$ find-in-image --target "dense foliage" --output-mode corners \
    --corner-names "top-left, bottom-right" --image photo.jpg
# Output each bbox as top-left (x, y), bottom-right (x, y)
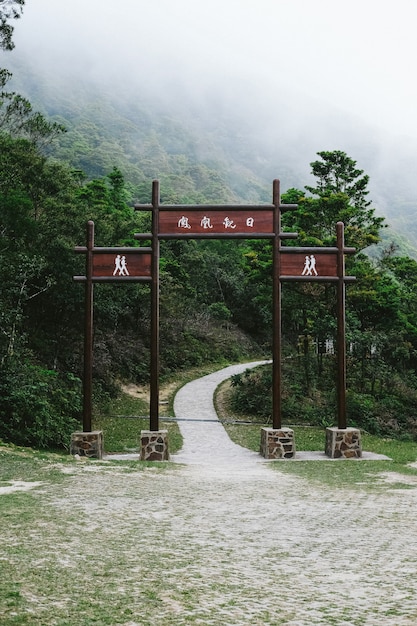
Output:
top-left (0, 64), bottom-right (259, 447)
top-left (230, 153), bottom-right (417, 439)
top-left (2, 7), bottom-right (417, 446)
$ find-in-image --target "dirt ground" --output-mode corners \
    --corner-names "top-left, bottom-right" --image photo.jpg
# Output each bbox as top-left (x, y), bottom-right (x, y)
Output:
top-left (31, 456), bottom-right (417, 626)
top-left (2, 363), bottom-right (417, 625)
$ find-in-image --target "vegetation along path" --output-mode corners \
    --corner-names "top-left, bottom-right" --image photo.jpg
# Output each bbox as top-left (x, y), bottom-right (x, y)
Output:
top-left (2, 364), bottom-right (417, 625)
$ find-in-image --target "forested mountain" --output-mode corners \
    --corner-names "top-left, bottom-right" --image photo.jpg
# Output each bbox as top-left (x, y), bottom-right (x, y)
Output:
top-left (5, 50), bottom-right (417, 258)
top-left (2, 10), bottom-right (417, 449)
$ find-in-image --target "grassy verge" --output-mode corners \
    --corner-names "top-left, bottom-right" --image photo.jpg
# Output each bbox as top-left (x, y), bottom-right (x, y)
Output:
top-left (93, 415), bottom-right (183, 454)
top-left (92, 385), bottom-right (181, 454)
top-left (215, 379), bottom-right (417, 485)
top-left (0, 444), bottom-right (74, 484)
top-left (93, 360), bottom-right (267, 455)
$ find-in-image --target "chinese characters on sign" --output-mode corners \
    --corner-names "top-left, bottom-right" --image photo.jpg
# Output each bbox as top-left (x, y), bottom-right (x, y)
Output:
top-left (159, 210), bottom-right (273, 235)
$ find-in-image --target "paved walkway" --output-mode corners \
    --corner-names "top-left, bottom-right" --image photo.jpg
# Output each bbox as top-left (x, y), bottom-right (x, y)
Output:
top-left (170, 361), bottom-right (389, 465)
top-left (171, 361), bottom-right (270, 467)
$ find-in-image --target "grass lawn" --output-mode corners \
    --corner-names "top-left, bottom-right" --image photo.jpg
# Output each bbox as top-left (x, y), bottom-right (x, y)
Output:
top-left (215, 378), bottom-right (417, 486)
top-left (92, 386), bottom-right (183, 454)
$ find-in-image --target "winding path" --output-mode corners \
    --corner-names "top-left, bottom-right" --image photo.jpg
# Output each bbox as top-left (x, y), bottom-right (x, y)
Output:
top-left (171, 360), bottom-right (270, 467)
top-left (170, 360), bottom-right (389, 466)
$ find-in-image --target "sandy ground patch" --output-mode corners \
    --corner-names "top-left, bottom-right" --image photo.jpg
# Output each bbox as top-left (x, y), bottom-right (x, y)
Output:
top-left (0, 480), bottom-right (43, 495)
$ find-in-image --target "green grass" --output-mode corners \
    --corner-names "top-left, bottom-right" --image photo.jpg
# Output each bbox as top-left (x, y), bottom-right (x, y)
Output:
top-left (98, 390), bottom-right (150, 417)
top-left (93, 387), bottom-right (183, 454)
top-left (223, 421), bottom-right (417, 462)
top-left (93, 415), bottom-right (183, 454)
top-left (217, 378), bottom-right (417, 486)
top-left (0, 444), bottom-right (74, 484)
top-left (223, 421), bottom-right (417, 487)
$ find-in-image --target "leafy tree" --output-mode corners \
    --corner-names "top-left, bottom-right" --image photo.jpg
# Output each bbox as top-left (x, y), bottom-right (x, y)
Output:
top-left (277, 152), bottom-right (387, 389)
top-left (282, 151), bottom-right (386, 249)
top-left (306, 150), bottom-right (371, 206)
top-left (0, 69), bottom-right (66, 144)
top-left (0, 0), bottom-right (24, 50)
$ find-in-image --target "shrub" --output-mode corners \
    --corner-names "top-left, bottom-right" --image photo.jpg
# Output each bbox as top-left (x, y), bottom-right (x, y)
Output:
top-left (346, 392), bottom-right (380, 435)
top-left (0, 360), bottom-right (81, 449)
top-left (230, 367), bottom-right (272, 419)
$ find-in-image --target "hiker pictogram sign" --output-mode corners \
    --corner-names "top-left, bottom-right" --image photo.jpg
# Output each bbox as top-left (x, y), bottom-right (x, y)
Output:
top-left (73, 221), bottom-right (154, 432)
top-left (281, 252), bottom-right (336, 277)
top-left (74, 240), bottom-right (152, 284)
top-left (91, 250), bottom-right (152, 280)
top-left (279, 246), bottom-right (356, 283)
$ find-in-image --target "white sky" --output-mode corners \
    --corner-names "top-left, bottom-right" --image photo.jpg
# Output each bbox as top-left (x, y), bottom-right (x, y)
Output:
top-left (8, 0), bottom-right (417, 140)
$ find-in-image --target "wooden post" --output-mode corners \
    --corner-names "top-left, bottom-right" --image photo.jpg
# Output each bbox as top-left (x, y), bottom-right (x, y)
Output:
top-left (83, 220), bottom-right (94, 432)
top-left (150, 181), bottom-right (160, 432)
top-left (272, 179), bottom-right (282, 429)
top-left (336, 221), bottom-right (347, 429)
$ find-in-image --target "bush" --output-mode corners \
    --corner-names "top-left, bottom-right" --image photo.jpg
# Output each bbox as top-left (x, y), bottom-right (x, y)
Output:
top-left (230, 367), bottom-right (272, 419)
top-left (0, 360), bottom-right (82, 449)
top-left (228, 365), bottom-right (417, 439)
top-left (346, 392), bottom-right (380, 435)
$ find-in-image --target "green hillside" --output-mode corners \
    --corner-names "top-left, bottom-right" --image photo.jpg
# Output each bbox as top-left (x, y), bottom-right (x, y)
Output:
top-left (3, 46), bottom-right (417, 449)
top-left (6, 51), bottom-right (417, 258)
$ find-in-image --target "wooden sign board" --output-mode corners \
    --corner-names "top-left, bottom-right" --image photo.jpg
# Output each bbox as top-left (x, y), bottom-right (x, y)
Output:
top-left (93, 252), bottom-right (152, 279)
top-left (280, 252), bottom-right (338, 278)
top-left (158, 210), bottom-right (273, 236)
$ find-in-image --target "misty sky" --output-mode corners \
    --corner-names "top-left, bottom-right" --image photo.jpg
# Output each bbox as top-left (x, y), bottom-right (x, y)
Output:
top-left (9, 0), bottom-right (417, 143)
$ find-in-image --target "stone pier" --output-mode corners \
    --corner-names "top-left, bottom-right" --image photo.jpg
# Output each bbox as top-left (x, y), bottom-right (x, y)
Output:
top-left (70, 431), bottom-right (103, 459)
top-left (260, 427), bottom-right (296, 459)
top-left (325, 427), bottom-right (362, 458)
top-left (140, 430), bottom-right (169, 461)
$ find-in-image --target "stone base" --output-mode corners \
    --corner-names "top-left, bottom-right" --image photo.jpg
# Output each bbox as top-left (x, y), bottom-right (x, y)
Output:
top-left (70, 431), bottom-right (103, 459)
top-left (260, 427), bottom-right (296, 459)
top-left (325, 427), bottom-right (362, 458)
top-left (140, 430), bottom-right (169, 461)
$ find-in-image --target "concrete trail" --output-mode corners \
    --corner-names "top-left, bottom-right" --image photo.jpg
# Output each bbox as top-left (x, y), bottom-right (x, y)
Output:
top-left (107, 360), bottom-right (389, 464)
top-left (170, 360), bottom-right (270, 467)
top-left (169, 360), bottom-right (390, 466)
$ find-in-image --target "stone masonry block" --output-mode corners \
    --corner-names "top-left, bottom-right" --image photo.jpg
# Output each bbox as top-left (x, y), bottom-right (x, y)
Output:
top-left (140, 430), bottom-right (169, 461)
top-left (70, 431), bottom-right (103, 459)
top-left (325, 427), bottom-right (362, 458)
top-left (260, 427), bottom-right (296, 459)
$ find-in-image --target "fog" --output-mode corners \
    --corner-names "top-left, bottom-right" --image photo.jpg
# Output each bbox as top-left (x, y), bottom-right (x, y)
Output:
top-left (11, 0), bottom-right (417, 136)
top-left (5, 0), bottom-right (417, 224)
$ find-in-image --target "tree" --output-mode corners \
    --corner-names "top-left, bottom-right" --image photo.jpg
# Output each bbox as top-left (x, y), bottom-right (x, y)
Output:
top-left (0, 0), bottom-right (24, 50)
top-left (306, 150), bottom-right (371, 207)
top-left (282, 151), bottom-right (386, 250)
top-left (274, 152), bottom-right (387, 396)
top-left (0, 69), bottom-right (66, 144)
